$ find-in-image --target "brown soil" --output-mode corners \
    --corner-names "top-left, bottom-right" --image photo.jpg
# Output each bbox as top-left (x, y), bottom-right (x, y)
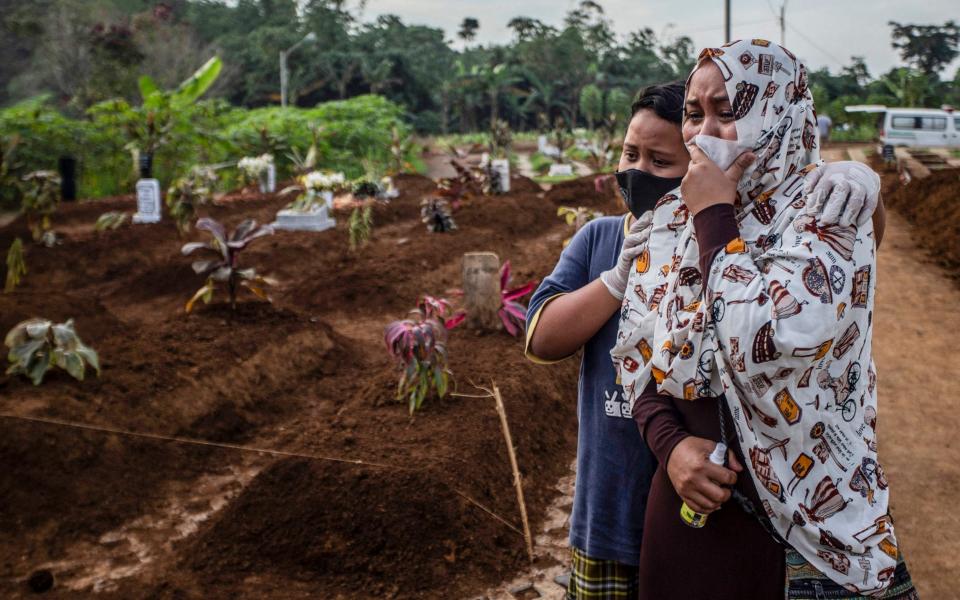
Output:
top-left (881, 167), bottom-right (960, 277)
top-left (0, 175), bottom-right (578, 599)
top-left (544, 174), bottom-right (626, 215)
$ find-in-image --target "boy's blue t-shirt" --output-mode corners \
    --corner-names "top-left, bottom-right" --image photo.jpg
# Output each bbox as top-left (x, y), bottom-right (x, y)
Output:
top-left (525, 215), bottom-right (657, 566)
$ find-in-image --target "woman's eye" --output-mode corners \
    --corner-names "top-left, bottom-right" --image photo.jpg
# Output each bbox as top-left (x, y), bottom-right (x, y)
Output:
top-left (624, 152), bottom-right (638, 162)
top-left (653, 158), bottom-right (669, 167)
top-left (720, 110), bottom-right (735, 120)
top-left (685, 112), bottom-right (703, 121)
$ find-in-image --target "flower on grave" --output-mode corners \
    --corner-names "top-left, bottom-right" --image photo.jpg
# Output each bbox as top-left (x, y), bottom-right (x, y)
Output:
top-left (302, 170), bottom-right (345, 193)
top-left (237, 154), bottom-right (274, 179)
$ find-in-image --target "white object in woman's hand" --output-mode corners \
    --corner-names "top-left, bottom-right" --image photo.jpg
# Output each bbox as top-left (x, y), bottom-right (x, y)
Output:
top-left (681, 144), bottom-right (755, 215)
top-left (803, 161), bottom-right (881, 227)
top-left (599, 211), bottom-right (653, 301)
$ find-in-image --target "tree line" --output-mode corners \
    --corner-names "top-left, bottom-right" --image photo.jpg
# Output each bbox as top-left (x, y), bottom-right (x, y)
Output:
top-left (1, 0), bottom-right (958, 134)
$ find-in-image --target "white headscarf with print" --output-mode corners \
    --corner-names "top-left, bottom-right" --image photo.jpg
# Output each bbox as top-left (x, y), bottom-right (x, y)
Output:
top-left (612, 39), bottom-right (898, 595)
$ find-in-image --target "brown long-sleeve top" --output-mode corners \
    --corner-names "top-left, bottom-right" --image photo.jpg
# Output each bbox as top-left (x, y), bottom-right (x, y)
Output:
top-left (630, 204), bottom-right (785, 599)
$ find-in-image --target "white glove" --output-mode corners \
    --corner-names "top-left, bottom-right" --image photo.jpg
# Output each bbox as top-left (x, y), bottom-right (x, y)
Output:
top-left (803, 161), bottom-right (880, 228)
top-left (600, 212), bottom-right (653, 301)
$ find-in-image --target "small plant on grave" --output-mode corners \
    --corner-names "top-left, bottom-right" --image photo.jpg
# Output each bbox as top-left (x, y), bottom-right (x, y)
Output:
top-left (237, 153), bottom-right (274, 189)
top-left (498, 261), bottom-right (537, 337)
top-left (166, 165), bottom-right (220, 235)
top-left (384, 296), bottom-right (464, 414)
top-left (20, 170), bottom-right (61, 244)
top-left (286, 125), bottom-right (323, 176)
top-left (5, 318), bottom-right (100, 385)
top-left (489, 119), bottom-right (512, 159)
top-left (558, 206), bottom-right (604, 247)
top-left (344, 176), bottom-right (385, 250)
top-left (280, 170), bottom-right (345, 212)
top-left (0, 134), bottom-right (22, 207)
top-left (94, 211), bottom-right (129, 232)
top-left (420, 196), bottom-right (457, 233)
top-left (181, 218), bottom-right (275, 313)
top-left (389, 125), bottom-right (414, 175)
top-left (4, 238), bottom-right (26, 293)
top-left (550, 117), bottom-right (575, 165)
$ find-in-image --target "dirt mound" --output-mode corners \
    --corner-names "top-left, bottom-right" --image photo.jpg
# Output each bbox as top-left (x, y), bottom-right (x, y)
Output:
top-left (883, 168), bottom-right (960, 276)
top-left (0, 172), bottom-right (580, 598)
top-left (181, 460), bottom-right (520, 597)
top-left (544, 174), bottom-right (626, 215)
top-left (509, 174), bottom-right (543, 195)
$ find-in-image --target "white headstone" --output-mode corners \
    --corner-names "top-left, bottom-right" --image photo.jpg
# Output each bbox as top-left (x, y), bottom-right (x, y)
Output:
top-left (260, 163), bottom-right (276, 194)
top-left (491, 158), bottom-right (510, 193)
top-left (132, 179), bottom-right (162, 224)
top-left (272, 190), bottom-right (336, 232)
top-left (548, 163), bottom-right (574, 178)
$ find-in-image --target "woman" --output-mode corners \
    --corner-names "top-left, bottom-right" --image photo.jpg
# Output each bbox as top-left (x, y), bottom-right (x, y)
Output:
top-left (612, 39), bottom-right (917, 598)
top-left (527, 80), bottom-right (885, 598)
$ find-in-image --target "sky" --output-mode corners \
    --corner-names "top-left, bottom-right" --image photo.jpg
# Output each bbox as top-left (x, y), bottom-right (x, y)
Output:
top-left (360, 0), bottom-right (960, 78)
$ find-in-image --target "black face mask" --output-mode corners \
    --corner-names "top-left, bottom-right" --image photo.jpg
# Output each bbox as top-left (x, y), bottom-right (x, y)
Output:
top-left (615, 169), bottom-right (683, 218)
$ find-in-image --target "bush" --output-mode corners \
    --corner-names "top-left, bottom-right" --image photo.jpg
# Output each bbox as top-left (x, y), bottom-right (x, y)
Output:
top-left (0, 94), bottom-right (418, 204)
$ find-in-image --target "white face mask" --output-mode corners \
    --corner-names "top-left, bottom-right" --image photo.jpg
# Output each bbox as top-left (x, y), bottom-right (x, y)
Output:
top-left (691, 134), bottom-right (752, 171)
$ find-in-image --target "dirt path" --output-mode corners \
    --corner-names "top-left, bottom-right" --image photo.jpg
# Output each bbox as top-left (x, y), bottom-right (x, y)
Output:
top-left (871, 211), bottom-right (960, 600)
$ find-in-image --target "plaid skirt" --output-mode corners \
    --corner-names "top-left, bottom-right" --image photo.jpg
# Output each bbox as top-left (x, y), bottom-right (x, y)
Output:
top-left (566, 547), bottom-right (639, 599)
top-left (785, 548), bottom-right (920, 599)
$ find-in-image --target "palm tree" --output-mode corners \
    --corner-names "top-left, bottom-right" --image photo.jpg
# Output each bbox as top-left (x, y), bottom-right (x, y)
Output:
top-left (521, 69), bottom-right (572, 127)
top-left (458, 18), bottom-right (479, 44)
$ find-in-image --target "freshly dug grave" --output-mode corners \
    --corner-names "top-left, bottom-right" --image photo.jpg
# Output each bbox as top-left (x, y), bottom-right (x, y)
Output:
top-left (881, 167), bottom-right (960, 277)
top-left (0, 174), bottom-right (579, 599)
top-left (545, 174), bottom-right (626, 215)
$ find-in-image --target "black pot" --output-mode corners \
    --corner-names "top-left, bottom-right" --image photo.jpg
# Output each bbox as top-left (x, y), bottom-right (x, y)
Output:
top-left (138, 152), bottom-right (153, 179)
top-left (58, 155), bottom-right (77, 201)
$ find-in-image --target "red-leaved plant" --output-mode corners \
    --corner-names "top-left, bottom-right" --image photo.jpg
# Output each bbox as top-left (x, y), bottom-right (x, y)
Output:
top-left (499, 261), bottom-right (537, 337)
top-left (384, 295), bottom-right (464, 414)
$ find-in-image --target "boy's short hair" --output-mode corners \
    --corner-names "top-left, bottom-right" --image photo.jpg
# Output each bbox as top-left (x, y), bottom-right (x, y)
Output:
top-left (631, 81), bottom-right (685, 125)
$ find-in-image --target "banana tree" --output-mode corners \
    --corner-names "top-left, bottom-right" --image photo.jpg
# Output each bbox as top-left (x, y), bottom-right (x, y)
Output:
top-left (96, 57), bottom-right (223, 178)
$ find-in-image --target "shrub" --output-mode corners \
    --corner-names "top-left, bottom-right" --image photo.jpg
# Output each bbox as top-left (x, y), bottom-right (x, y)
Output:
top-left (181, 218), bottom-right (275, 312)
top-left (166, 165), bottom-right (220, 235)
top-left (20, 170), bottom-right (61, 244)
top-left (420, 197), bottom-right (456, 232)
top-left (4, 238), bottom-right (26, 292)
top-left (498, 261), bottom-right (537, 337)
top-left (94, 212), bottom-right (129, 232)
top-left (5, 318), bottom-right (100, 385)
top-left (384, 295), bottom-right (464, 414)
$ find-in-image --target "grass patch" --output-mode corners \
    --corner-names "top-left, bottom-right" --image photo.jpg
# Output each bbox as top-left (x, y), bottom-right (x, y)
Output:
top-left (534, 174), bottom-right (579, 185)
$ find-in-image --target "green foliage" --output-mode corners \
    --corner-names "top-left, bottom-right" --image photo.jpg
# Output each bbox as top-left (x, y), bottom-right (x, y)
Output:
top-left (5, 238), bottom-right (26, 293)
top-left (579, 84), bottom-right (604, 130)
top-left (166, 166), bottom-right (220, 235)
top-left (529, 152), bottom-right (554, 175)
top-left (348, 203), bottom-right (374, 251)
top-left (889, 21), bottom-right (960, 77)
top-left (20, 170), bottom-right (61, 243)
top-left (5, 318), bottom-right (100, 386)
top-left (94, 211), bottom-right (129, 232)
top-left (558, 206), bottom-right (603, 247)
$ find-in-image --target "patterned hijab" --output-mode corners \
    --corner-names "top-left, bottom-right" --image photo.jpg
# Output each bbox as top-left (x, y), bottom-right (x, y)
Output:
top-left (612, 39), bottom-right (898, 595)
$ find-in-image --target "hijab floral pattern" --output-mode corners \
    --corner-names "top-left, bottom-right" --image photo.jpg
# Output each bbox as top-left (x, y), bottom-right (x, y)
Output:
top-left (611, 39), bottom-right (898, 595)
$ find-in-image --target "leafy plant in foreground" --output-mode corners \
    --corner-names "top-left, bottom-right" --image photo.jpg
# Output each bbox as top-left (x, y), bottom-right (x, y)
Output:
top-left (498, 261), bottom-right (537, 337)
top-left (20, 170), bottom-right (61, 244)
top-left (166, 165), bottom-right (220, 235)
top-left (420, 197), bottom-right (457, 232)
top-left (5, 318), bottom-right (100, 385)
top-left (384, 296), bottom-right (464, 414)
top-left (181, 218), bottom-right (275, 313)
top-left (5, 238), bottom-right (26, 292)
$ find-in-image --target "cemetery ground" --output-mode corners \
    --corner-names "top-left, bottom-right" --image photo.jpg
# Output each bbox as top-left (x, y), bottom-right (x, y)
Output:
top-left (1, 151), bottom-right (959, 598)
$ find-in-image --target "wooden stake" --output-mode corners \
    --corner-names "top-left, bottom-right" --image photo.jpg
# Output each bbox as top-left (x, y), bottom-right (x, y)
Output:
top-left (462, 252), bottom-right (502, 331)
top-left (492, 382), bottom-right (535, 563)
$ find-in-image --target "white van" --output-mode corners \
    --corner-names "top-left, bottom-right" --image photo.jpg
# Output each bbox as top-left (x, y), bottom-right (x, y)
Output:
top-left (845, 105), bottom-right (960, 148)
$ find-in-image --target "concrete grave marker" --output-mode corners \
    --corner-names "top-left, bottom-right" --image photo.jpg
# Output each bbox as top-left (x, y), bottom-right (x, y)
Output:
top-left (273, 190), bottom-right (336, 232)
top-left (132, 179), bottom-right (162, 224)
